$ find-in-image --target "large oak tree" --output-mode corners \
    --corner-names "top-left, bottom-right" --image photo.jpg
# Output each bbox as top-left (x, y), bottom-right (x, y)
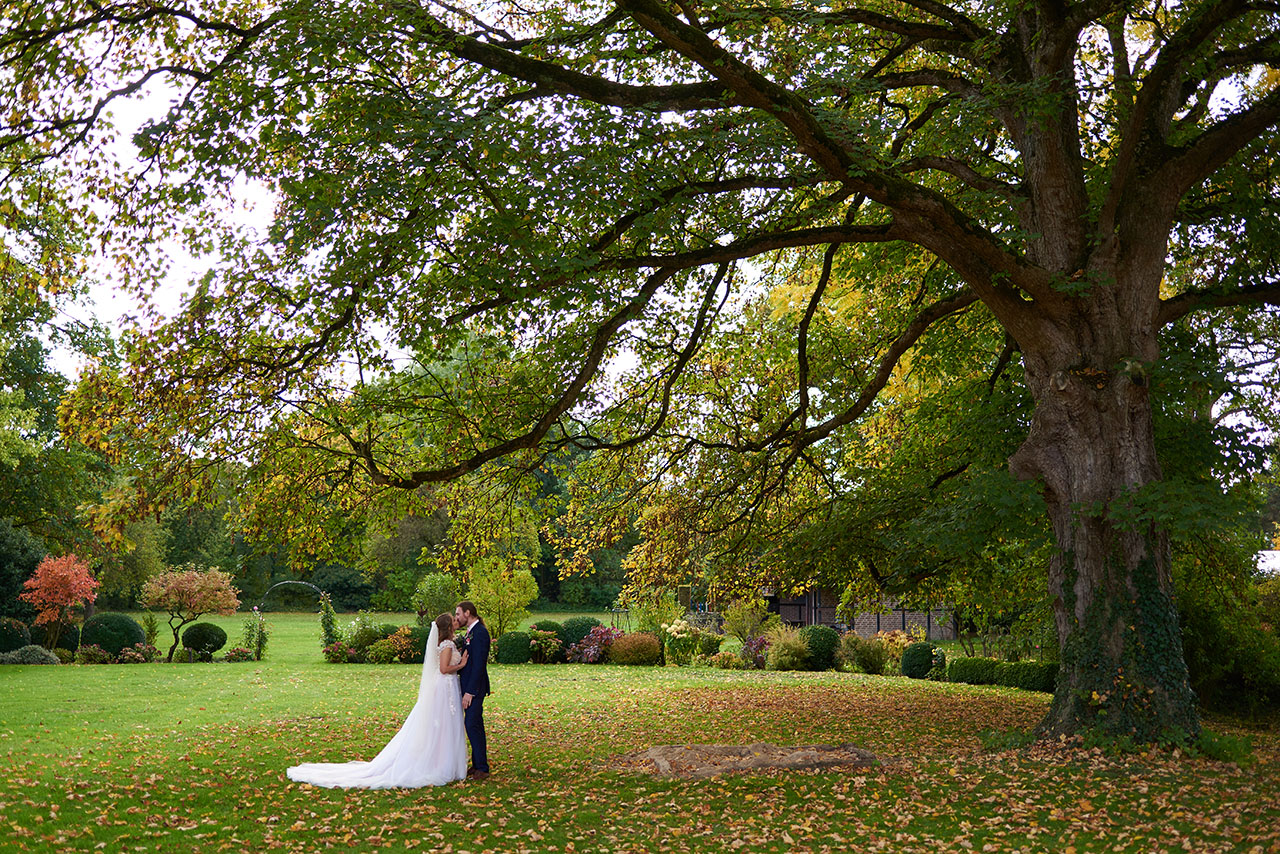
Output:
top-left (5, 0), bottom-right (1280, 740)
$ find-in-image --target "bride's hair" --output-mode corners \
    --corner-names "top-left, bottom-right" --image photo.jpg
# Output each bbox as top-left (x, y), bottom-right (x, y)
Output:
top-left (434, 613), bottom-right (454, 640)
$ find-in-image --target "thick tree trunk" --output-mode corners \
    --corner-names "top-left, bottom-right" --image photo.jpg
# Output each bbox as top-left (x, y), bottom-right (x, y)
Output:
top-left (1010, 305), bottom-right (1199, 743)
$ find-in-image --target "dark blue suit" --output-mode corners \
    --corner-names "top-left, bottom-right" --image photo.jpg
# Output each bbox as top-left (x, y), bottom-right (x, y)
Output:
top-left (458, 620), bottom-right (491, 773)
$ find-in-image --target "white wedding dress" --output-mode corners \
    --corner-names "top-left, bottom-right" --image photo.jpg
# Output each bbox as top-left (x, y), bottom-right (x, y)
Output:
top-left (287, 623), bottom-right (468, 788)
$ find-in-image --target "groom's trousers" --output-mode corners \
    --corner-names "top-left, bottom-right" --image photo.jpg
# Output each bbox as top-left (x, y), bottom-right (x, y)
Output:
top-left (465, 696), bottom-right (488, 773)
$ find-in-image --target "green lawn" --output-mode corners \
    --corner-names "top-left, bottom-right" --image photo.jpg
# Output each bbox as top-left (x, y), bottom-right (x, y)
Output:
top-left (1, 612), bottom-right (1277, 853)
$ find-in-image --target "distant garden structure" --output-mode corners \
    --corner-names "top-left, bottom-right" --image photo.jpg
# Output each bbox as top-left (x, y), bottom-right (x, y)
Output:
top-left (769, 588), bottom-right (956, 641)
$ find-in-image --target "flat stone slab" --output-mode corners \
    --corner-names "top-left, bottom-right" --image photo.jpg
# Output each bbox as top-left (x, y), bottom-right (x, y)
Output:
top-left (621, 742), bottom-right (880, 779)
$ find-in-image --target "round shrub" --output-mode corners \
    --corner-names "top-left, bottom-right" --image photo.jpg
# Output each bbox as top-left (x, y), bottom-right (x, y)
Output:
top-left (609, 632), bottom-right (661, 665)
top-left (0, 644), bottom-right (61, 665)
top-left (901, 641), bottom-right (937, 679)
top-left (559, 616), bottom-right (602, 649)
top-left (530, 619), bottom-right (563, 635)
top-left (799, 625), bottom-right (840, 671)
top-left (342, 616), bottom-right (398, 654)
top-left (81, 612), bottom-right (146, 657)
top-left (365, 638), bottom-right (399, 664)
top-left (494, 631), bottom-right (533, 664)
top-left (182, 622), bottom-right (228, 655)
top-left (0, 616), bottom-right (30, 653)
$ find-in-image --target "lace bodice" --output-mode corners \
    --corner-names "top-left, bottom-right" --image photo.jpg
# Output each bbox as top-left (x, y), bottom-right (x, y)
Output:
top-left (440, 639), bottom-right (461, 669)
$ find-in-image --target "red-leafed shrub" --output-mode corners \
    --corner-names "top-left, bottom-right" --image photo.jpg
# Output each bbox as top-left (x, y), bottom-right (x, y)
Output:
top-left (567, 625), bottom-right (623, 663)
top-left (19, 555), bottom-right (98, 650)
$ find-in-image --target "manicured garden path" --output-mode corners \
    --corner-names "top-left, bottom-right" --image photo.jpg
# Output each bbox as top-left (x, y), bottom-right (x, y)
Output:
top-left (1, 612), bottom-right (1276, 852)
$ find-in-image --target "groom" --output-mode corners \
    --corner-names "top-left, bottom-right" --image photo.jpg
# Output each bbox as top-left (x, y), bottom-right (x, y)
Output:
top-left (454, 601), bottom-right (491, 780)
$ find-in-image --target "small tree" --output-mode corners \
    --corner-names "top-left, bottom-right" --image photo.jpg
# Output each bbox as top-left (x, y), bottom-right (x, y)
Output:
top-left (465, 557), bottom-right (538, 640)
top-left (139, 565), bottom-right (240, 662)
top-left (19, 554), bottom-right (98, 650)
top-left (721, 597), bottom-right (780, 644)
top-left (412, 572), bottom-right (462, 626)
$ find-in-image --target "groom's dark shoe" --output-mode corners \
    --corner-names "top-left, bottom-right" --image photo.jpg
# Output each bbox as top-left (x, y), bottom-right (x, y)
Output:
top-left (467, 770), bottom-right (490, 780)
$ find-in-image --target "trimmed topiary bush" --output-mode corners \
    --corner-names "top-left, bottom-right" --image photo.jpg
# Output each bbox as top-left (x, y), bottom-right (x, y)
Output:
top-left (609, 632), bottom-right (661, 665)
top-left (947, 655), bottom-right (1001, 686)
top-left (81, 612), bottom-right (146, 657)
top-left (901, 641), bottom-right (937, 679)
top-left (559, 616), bottom-right (602, 649)
top-left (494, 631), bottom-right (533, 664)
top-left (994, 660), bottom-right (1058, 693)
top-left (799, 624), bottom-right (840, 671)
top-left (182, 622), bottom-right (228, 655)
top-left (0, 616), bottom-right (30, 653)
top-left (0, 643), bottom-right (61, 665)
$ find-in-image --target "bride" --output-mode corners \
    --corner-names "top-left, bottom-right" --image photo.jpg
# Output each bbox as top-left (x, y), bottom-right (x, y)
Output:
top-left (287, 613), bottom-right (469, 788)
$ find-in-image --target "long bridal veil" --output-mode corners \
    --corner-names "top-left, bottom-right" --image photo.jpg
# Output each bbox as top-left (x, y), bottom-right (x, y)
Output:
top-left (287, 621), bottom-right (468, 788)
